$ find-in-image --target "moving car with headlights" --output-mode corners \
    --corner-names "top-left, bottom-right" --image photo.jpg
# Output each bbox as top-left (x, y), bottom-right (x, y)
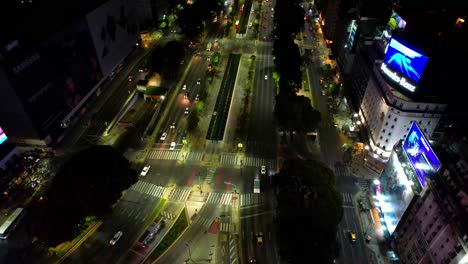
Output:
top-left (256, 232), bottom-right (263, 247)
top-left (160, 132), bottom-right (167, 141)
top-left (349, 231), bottom-right (357, 243)
top-left (109, 231), bottom-right (123, 245)
top-left (260, 165), bottom-right (266, 174)
top-left (140, 165), bottom-right (151, 177)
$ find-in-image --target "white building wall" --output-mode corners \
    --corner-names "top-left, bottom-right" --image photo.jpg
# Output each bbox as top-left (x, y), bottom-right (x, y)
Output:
top-left (360, 64), bottom-right (447, 159)
top-left (85, 0), bottom-right (140, 77)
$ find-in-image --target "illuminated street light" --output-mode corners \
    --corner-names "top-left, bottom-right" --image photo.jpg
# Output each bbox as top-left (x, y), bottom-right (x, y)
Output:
top-left (364, 145), bottom-right (370, 150)
top-left (353, 113), bottom-right (358, 118)
top-left (373, 179), bottom-right (380, 185)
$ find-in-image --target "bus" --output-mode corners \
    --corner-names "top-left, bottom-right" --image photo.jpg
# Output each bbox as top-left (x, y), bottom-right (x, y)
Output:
top-left (254, 176), bottom-right (260, 194)
top-left (0, 208), bottom-right (26, 239)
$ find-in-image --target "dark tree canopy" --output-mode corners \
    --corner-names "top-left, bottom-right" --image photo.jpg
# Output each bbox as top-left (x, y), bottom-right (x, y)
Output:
top-left (177, 0), bottom-right (223, 39)
top-left (26, 145), bottom-right (137, 247)
top-left (274, 159), bottom-right (343, 263)
top-left (274, 95), bottom-right (321, 132)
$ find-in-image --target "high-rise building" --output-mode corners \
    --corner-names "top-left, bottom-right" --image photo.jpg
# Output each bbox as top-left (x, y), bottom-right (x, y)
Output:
top-left (0, 0), bottom-right (140, 145)
top-left (391, 128), bottom-right (468, 264)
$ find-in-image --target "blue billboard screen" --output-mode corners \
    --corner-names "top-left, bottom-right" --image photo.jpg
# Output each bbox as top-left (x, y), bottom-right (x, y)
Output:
top-left (402, 122), bottom-right (441, 188)
top-left (384, 38), bottom-right (429, 83)
top-left (0, 127), bottom-right (7, 145)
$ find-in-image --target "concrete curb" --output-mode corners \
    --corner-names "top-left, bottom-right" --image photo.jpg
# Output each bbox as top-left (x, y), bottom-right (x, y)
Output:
top-left (55, 221), bottom-right (103, 264)
top-left (146, 207), bottom-right (188, 264)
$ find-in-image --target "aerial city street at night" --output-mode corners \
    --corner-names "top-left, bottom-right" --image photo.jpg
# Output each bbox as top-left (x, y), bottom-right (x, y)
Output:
top-left (0, 0), bottom-right (467, 263)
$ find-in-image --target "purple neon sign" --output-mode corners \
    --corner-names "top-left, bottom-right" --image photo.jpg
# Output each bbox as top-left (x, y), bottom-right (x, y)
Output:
top-left (402, 122), bottom-right (441, 188)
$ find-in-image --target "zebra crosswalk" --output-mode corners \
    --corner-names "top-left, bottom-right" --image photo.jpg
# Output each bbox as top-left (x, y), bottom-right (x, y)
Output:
top-left (229, 235), bottom-right (238, 263)
top-left (185, 151), bottom-right (203, 162)
top-left (147, 149), bottom-right (181, 160)
top-left (356, 178), bottom-right (369, 191)
top-left (240, 193), bottom-right (263, 207)
top-left (196, 216), bottom-right (213, 229)
top-left (334, 163), bottom-right (350, 177)
top-left (130, 181), bottom-right (166, 198)
top-left (168, 188), bottom-right (192, 201)
top-left (220, 153), bottom-right (238, 166)
top-left (206, 192), bottom-right (233, 205)
top-left (243, 156), bottom-right (276, 168)
top-left (342, 192), bottom-right (354, 204)
top-left (220, 222), bottom-right (232, 232)
top-left (219, 153), bottom-right (276, 169)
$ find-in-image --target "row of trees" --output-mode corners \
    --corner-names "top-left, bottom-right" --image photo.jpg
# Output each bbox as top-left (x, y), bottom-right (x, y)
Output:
top-left (274, 159), bottom-right (343, 263)
top-left (177, 0), bottom-right (224, 39)
top-left (272, 0), bottom-right (321, 134)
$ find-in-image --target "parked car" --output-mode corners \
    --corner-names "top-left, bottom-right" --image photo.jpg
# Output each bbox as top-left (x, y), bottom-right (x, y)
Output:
top-left (170, 142), bottom-right (176, 150)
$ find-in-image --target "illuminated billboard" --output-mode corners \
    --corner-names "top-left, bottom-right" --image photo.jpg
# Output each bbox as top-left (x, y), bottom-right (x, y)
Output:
top-left (0, 127), bottom-right (7, 145)
top-left (384, 38), bottom-right (429, 83)
top-left (402, 122), bottom-right (441, 188)
top-left (387, 11), bottom-right (407, 32)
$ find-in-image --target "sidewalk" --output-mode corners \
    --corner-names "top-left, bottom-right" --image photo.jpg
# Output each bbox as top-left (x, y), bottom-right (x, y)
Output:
top-left (355, 192), bottom-right (390, 264)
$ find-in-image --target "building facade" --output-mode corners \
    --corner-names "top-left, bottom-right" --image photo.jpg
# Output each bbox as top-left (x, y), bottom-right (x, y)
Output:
top-left (0, 0), bottom-right (140, 146)
top-left (392, 135), bottom-right (468, 264)
top-left (359, 63), bottom-right (446, 160)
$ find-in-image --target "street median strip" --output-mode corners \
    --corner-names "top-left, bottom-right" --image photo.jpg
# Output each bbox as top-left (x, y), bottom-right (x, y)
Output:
top-left (144, 207), bottom-right (189, 263)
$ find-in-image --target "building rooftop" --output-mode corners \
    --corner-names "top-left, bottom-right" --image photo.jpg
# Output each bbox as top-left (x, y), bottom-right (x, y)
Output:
top-left (0, 0), bottom-right (108, 46)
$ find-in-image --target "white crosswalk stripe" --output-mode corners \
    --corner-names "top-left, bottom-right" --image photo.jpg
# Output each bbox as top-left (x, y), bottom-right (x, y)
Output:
top-left (168, 188), bottom-right (192, 201)
top-left (186, 151), bottom-right (203, 162)
top-left (130, 181), bottom-right (166, 198)
top-left (342, 192), bottom-right (354, 203)
top-left (147, 149), bottom-right (181, 160)
top-left (220, 153), bottom-right (238, 166)
top-left (230, 236), bottom-right (238, 263)
top-left (334, 164), bottom-right (350, 177)
top-left (196, 217), bottom-right (212, 228)
top-left (243, 156), bottom-right (276, 168)
top-left (356, 178), bottom-right (369, 190)
top-left (220, 223), bottom-right (231, 232)
top-left (206, 192), bottom-right (232, 205)
top-left (204, 167), bottom-right (216, 184)
top-left (240, 193), bottom-right (263, 207)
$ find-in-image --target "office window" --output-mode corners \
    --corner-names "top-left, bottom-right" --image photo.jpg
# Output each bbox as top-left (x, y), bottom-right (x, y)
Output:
top-left (383, 129), bottom-right (386, 133)
top-left (388, 132), bottom-right (392, 136)
top-left (394, 118), bottom-right (398, 122)
top-left (391, 125), bottom-right (394, 129)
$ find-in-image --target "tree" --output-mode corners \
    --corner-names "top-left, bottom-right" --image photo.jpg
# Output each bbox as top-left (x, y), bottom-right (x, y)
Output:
top-left (187, 107), bottom-right (200, 132)
top-left (26, 145), bottom-right (137, 247)
top-left (274, 159), bottom-right (343, 263)
top-left (274, 95), bottom-right (321, 133)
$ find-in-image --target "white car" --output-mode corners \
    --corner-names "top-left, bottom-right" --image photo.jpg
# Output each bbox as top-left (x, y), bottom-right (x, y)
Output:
top-left (109, 231), bottom-right (123, 245)
top-left (264, 74), bottom-right (268, 80)
top-left (182, 84), bottom-right (187, 90)
top-left (184, 107), bottom-right (189, 115)
top-left (160, 132), bottom-right (168, 141)
top-left (260, 166), bottom-right (266, 174)
top-left (140, 165), bottom-right (151, 177)
top-left (197, 79), bottom-right (201, 85)
top-left (170, 142), bottom-right (176, 150)
top-left (170, 122), bottom-right (176, 129)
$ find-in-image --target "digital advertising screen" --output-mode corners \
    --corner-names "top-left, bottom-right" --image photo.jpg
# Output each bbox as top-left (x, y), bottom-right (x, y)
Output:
top-left (387, 11), bottom-right (407, 32)
top-left (402, 122), bottom-right (441, 188)
top-left (384, 38), bottom-right (429, 83)
top-left (0, 127), bottom-right (8, 145)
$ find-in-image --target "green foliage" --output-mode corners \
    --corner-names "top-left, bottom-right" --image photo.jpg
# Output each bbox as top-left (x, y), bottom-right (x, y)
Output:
top-left (147, 208), bottom-right (189, 262)
top-left (187, 106), bottom-right (201, 132)
top-left (274, 95), bottom-right (321, 132)
top-left (26, 145), bottom-right (137, 247)
top-left (144, 86), bottom-right (168, 96)
top-left (275, 159), bottom-right (343, 263)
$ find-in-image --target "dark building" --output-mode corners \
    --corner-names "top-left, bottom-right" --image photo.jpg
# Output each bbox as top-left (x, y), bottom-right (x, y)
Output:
top-left (0, 0), bottom-right (141, 145)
